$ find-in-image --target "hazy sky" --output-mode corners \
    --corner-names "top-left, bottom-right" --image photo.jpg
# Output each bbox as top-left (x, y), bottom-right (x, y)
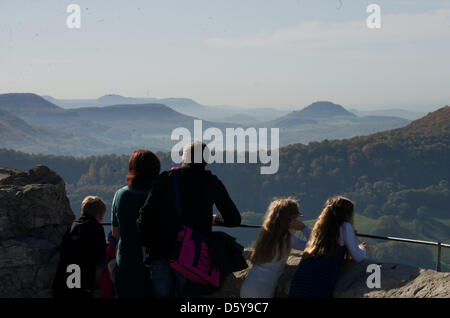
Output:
top-left (1, 0), bottom-right (449, 111)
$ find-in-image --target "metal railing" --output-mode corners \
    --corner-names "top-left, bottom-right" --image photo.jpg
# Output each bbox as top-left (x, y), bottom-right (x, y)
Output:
top-left (356, 233), bottom-right (450, 272)
top-left (101, 223), bottom-right (450, 272)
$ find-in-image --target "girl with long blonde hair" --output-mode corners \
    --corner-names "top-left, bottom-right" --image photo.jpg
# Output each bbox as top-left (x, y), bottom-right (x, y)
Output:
top-left (240, 198), bottom-right (312, 298)
top-left (288, 196), bottom-right (369, 298)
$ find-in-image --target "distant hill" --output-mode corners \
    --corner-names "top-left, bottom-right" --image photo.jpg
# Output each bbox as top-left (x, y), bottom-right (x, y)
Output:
top-left (43, 94), bottom-right (228, 119)
top-left (3, 93), bottom-right (413, 153)
top-left (265, 101), bottom-right (409, 145)
top-left (0, 94), bottom-right (179, 154)
top-left (0, 108), bottom-right (112, 155)
top-left (96, 94), bottom-right (158, 106)
top-left (42, 94), bottom-right (158, 108)
top-left (272, 101), bottom-right (358, 125)
top-left (293, 101), bottom-right (356, 118)
top-left (0, 93), bottom-right (62, 118)
top-left (43, 94), bottom-right (291, 123)
top-left (0, 93), bottom-right (108, 134)
top-left (0, 109), bottom-right (42, 145)
top-left (0, 109), bottom-right (37, 133)
top-left (69, 102), bottom-right (236, 134)
top-left (71, 103), bottom-right (194, 123)
top-left (1, 93), bottom-right (233, 153)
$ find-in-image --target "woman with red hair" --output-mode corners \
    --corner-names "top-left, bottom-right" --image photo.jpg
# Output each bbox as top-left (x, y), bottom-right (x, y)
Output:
top-left (111, 149), bottom-right (161, 298)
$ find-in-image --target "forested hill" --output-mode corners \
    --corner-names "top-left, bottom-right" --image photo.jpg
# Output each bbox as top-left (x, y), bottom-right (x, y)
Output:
top-left (213, 106), bottom-right (450, 216)
top-left (0, 106), bottom-right (449, 270)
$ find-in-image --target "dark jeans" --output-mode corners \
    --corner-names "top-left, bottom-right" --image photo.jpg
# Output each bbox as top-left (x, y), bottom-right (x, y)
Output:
top-left (149, 259), bottom-right (186, 298)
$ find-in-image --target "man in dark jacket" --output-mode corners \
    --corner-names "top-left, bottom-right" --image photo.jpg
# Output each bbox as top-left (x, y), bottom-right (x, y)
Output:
top-left (137, 141), bottom-right (241, 297)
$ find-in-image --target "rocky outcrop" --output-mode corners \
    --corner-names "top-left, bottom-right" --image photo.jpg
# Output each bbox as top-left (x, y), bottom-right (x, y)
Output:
top-left (334, 260), bottom-right (450, 298)
top-left (0, 165), bottom-right (74, 297)
top-left (210, 249), bottom-right (450, 298)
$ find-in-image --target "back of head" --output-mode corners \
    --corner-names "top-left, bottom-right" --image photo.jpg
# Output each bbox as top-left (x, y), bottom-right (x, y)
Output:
top-left (303, 196), bottom-right (354, 259)
top-left (81, 196), bottom-right (106, 219)
top-left (182, 141), bottom-right (210, 167)
top-left (126, 149), bottom-right (161, 188)
top-left (250, 198), bottom-right (300, 265)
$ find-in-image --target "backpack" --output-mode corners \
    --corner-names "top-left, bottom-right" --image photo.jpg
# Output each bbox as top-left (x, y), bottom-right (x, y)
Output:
top-left (169, 168), bottom-right (220, 287)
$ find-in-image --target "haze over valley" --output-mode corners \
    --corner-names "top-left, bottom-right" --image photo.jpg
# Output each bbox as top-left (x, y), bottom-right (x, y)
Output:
top-left (0, 93), bottom-right (416, 156)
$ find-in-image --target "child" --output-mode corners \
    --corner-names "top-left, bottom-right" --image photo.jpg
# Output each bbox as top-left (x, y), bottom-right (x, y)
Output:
top-left (240, 198), bottom-right (311, 298)
top-left (53, 196), bottom-right (107, 298)
top-left (288, 196), bottom-right (369, 298)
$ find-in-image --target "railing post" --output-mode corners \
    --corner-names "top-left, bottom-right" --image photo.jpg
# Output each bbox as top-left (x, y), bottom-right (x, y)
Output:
top-left (436, 242), bottom-right (442, 272)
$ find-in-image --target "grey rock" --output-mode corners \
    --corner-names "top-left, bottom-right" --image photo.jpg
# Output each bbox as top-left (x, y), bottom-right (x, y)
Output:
top-left (35, 253), bottom-right (60, 290)
top-left (0, 165), bottom-right (75, 297)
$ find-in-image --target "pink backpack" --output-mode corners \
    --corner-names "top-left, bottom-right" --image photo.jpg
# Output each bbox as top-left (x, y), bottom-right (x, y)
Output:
top-left (169, 168), bottom-right (220, 287)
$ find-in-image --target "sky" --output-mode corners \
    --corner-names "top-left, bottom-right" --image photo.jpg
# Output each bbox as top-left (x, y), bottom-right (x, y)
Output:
top-left (0, 0), bottom-right (449, 112)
